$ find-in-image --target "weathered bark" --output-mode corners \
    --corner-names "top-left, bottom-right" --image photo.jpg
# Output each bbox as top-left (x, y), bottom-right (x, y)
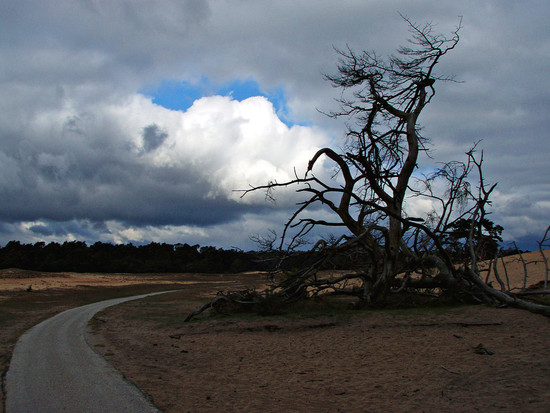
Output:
top-left (492, 255), bottom-right (506, 292)
top-left (500, 255), bottom-right (511, 291)
top-left (538, 225), bottom-right (550, 289)
top-left (514, 242), bottom-right (530, 290)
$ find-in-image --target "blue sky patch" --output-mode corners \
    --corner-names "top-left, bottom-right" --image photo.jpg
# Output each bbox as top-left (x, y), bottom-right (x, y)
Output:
top-left (141, 77), bottom-right (297, 127)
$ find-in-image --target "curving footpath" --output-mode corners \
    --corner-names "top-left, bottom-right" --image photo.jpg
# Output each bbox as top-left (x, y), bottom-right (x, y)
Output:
top-left (6, 291), bottom-right (176, 413)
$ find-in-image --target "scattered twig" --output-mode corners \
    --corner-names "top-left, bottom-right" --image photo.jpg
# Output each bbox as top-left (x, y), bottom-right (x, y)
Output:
top-left (441, 365), bottom-right (460, 375)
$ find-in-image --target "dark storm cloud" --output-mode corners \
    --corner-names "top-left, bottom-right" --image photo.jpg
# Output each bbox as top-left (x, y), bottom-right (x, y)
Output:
top-left (0, 138), bottom-right (251, 227)
top-left (141, 124), bottom-right (168, 153)
top-left (0, 100), bottom-right (239, 229)
top-left (0, 0), bottom-right (548, 248)
top-left (30, 222), bottom-right (82, 238)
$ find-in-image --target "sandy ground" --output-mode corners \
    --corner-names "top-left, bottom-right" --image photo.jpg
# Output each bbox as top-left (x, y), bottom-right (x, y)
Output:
top-left (2, 250), bottom-right (549, 412)
top-left (91, 300), bottom-right (550, 412)
top-left (0, 268), bottom-right (233, 293)
top-left (0, 271), bottom-right (247, 413)
top-left (481, 250), bottom-right (549, 291)
top-left (87, 251), bottom-right (550, 413)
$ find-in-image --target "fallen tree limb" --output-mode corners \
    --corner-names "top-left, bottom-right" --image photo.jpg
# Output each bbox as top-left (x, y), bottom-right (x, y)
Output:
top-left (511, 290), bottom-right (550, 296)
top-left (466, 269), bottom-right (550, 317)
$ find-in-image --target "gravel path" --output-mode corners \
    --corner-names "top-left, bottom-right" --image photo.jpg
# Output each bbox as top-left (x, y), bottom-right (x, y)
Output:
top-left (6, 291), bottom-right (175, 413)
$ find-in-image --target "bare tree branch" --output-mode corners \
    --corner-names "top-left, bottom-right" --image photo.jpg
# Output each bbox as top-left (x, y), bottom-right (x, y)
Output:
top-left (186, 15), bottom-right (550, 321)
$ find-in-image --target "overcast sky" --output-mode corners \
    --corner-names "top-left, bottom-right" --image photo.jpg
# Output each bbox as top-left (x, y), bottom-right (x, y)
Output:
top-left (1, 0), bottom-right (549, 250)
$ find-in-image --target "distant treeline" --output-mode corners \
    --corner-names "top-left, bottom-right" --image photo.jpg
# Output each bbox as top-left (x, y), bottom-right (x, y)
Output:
top-left (0, 239), bottom-right (525, 275)
top-left (0, 241), bottom-right (277, 273)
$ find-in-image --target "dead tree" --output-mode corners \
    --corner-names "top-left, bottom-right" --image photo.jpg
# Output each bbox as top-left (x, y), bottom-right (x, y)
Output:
top-left (513, 242), bottom-right (531, 290)
top-left (186, 16), bottom-right (550, 320)
top-left (538, 225), bottom-right (550, 289)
